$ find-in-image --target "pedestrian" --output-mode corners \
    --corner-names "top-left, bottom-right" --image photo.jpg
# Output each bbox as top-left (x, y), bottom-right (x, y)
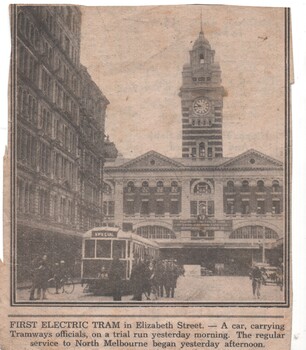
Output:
top-left (143, 260), bottom-right (157, 300)
top-left (54, 260), bottom-right (66, 294)
top-left (36, 255), bottom-right (49, 300)
top-left (154, 260), bottom-right (162, 298)
top-left (130, 258), bottom-right (145, 301)
top-left (149, 260), bottom-right (159, 300)
top-left (250, 266), bottom-right (262, 299)
top-left (108, 257), bottom-right (124, 301)
top-left (164, 260), bottom-right (179, 298)
top-left (53, 262), bottom-right (60, 294)
top-left (29, 255), bottom-right (41, 300)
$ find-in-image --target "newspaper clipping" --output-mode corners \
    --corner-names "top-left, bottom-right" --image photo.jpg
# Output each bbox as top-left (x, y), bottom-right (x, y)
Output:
top-left (0, 4), bottom-right (291, 350)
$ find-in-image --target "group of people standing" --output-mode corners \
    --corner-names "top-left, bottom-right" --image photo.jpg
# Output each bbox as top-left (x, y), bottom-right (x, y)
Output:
top-left (29, 255), bottom-right (67, 300)
top-left (29, 254), bottom-right (49, 300)
top-left (107, 257), bottom-right (184, 301)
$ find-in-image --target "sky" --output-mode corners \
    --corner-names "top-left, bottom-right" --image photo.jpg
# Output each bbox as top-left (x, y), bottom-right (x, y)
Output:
top-left (80, 5), bottom-right (286, 161)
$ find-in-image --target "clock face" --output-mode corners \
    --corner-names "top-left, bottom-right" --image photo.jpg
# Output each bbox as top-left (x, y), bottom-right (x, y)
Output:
top-left (193, 97), bottom-right (211, 115)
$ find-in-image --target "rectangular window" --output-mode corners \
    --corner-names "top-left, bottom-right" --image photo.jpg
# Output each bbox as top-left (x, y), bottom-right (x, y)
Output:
top-left (113, 240), bottom-right (126, 259)
top-left (191, 147), bottom-right (196, 157)
top-left (96, 240), bottom-right (111, 258)
top-left (190, 201), bottom-right (197, 216)
top-left (125, 200), bottom-right (135, 216)
top-left (242, 200), bottom-right (250, 214)
top-left (109, 201), bottom-right (115, 216)
top-left (257, 200), bottom-right (265, 214)
top-left (226, 200), bottom-right (235, 214)
top-left (84, 240), bottom-right (95, 258)
top-left (207, 201), bottom-right (214, 216)
top-left (272, 200), bottom-right (280, 214)
top-left (141, 200), bottom-right (149, 216)
top-left (103, 201), bottom-right (108, 216)
top-left (170, 200), bottom-right (179, 215)
top-left (156, 199), bottom-right (165, 216)
top-left (207, 147), bottom-right (213, 158)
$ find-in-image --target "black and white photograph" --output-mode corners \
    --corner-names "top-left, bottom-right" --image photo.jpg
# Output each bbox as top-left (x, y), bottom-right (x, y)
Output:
top-left (12, 4), bottom-right (290, 305)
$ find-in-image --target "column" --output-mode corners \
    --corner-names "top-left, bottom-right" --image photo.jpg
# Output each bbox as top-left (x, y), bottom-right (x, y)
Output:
top-left (181, 179), bottom-right (190, 219)
top-left (214, 179), bottom-right (224, 218)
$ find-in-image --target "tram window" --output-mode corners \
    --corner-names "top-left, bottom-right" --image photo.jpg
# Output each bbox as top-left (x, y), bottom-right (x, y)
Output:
top-left (96, 240), bottom-right (111, 258)
top-left (113, 240), bottom-right (126, 259)
top-left (84, 240), bottom-right (95, 258)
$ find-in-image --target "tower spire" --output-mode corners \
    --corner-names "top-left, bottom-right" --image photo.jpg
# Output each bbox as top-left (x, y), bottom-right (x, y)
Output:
top-left (200, 9), bottom-right (203, 34)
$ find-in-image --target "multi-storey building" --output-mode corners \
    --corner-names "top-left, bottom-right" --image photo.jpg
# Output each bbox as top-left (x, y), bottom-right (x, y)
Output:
top-left (16, 6), bottom-right (115, 281)
top-left (104, 29), bottom-right (284, 275)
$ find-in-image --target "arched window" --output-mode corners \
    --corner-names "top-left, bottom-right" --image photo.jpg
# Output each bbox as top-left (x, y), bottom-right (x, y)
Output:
top-left (226, 181), bottom-right (235, 193)
top-left (230, 226), bottom-right (279, 240)
top-left (171, 181), bottom-right (178, 193)
top-left (103, 183), bottom-right (112, 195)
top-left (257, 180), bottom-right (265, 192)
top-left (156, 181), bottom-right (164, 193)
top-left (272, 180), bottom-right (280, 193)
top-left (199, 53), bottom-right (204, 64)
top-left (241, 180), bottom-right (249, 193)
top-left (127, 181), bottom-right (135, 193)
top-left (141, 181), bottom-right (149, 193)
top-left (199, 142), bottom-right (205, 158)
top-left (194, 182), bottom-right (211, 194)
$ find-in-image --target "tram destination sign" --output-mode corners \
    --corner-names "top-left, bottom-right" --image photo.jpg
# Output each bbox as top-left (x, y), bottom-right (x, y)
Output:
top-left (173, 219), bottom-right (233, 232)
top-left (92, 230), bottom-right (118, 238)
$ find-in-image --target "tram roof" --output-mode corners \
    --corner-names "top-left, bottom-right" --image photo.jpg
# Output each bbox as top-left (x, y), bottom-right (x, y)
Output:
top-left (83, 227), bottom-right (159, 248)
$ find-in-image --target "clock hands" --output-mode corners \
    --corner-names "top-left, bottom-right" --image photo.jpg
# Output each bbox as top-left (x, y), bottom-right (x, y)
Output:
top-left (193, 97), bottom-right (211, 115)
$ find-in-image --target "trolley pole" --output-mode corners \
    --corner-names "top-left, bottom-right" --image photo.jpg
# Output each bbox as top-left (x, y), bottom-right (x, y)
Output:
top-left (262, 226), bottom-right (266, 263)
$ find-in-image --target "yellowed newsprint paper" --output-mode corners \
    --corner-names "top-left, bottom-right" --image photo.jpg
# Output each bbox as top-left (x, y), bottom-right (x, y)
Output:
top-left (0, 4), bottom-right (292, 350)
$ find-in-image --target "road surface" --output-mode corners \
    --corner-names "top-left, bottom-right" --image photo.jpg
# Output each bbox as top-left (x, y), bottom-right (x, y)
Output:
top-left (17, 275), bottom-right (284, 302)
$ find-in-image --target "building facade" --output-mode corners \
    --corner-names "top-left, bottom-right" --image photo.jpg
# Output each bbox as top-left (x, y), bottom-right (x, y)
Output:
top-left (16, 6), bottom-right (116, 281)
top-left (103, 30), bottom-right (284, 275)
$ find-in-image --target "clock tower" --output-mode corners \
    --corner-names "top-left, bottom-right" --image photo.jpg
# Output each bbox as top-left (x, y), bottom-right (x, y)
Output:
top-left (180, 26), bottom-right (225, 159)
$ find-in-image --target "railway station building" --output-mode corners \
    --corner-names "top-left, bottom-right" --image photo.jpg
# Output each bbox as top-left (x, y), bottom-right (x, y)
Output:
top-left (103, 29), bottom-right (284, 274)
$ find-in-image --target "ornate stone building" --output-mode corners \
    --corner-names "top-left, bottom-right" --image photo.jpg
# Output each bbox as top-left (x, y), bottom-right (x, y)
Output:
top-left (16, 6), bottom-right (116, 280)
top-left (103, 29), bottom-right (284, 274)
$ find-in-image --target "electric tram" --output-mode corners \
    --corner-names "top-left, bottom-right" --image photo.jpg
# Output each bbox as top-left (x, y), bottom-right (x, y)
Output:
top-left (81, 226), bottom-right (159, 295)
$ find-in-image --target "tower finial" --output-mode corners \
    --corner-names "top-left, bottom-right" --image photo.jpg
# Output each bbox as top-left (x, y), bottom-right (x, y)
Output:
top-left (200, 8), bottom-right (203, 34)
